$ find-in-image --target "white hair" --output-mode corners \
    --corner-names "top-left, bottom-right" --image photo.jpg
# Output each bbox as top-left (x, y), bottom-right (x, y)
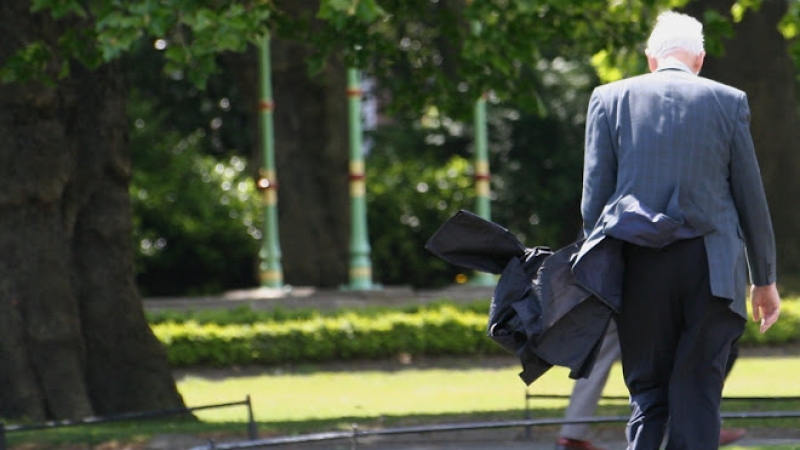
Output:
top-left (646, 11), bottom-right (704, 58)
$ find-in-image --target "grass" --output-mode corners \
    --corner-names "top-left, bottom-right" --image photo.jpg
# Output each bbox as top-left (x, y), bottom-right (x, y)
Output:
top-left (174, 354), bottom-right (800, 423)
top-left (7, 353), bottom-right (800, 449)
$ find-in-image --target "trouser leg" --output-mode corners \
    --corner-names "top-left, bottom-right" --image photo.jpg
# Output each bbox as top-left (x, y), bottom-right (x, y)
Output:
top-left (665, 284), bottom-right (744, 450)
top-left (616, 238), bottom-right (744, 450)
top-left (560, 322), bottom-right (621, 440)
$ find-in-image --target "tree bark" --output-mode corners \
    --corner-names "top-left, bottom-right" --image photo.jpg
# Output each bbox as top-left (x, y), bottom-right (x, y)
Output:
top-left (0, 0), bottom-right (184, 420)
top-left (271, 37), bottom-right (351, 288)
top-left (684, 0), bottom-right (800, 277)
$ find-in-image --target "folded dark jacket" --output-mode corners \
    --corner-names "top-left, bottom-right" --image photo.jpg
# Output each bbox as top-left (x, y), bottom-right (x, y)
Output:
top-left (425, 210), bottom-right (616, 385)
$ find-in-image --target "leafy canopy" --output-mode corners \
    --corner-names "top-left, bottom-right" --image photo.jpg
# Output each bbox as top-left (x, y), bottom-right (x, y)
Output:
top-left (7, 0), bottom-right (790, 113)
top-left (1, 0), bottom-right (651, 111)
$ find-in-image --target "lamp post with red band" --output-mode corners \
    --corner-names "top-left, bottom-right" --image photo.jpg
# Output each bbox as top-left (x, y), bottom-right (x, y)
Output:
top-left (346, 68), bottom-right (375, 290)
top-left (257, 32), bottom-right (283, 288)
top-left (470, 20), bottom-right (496, 287)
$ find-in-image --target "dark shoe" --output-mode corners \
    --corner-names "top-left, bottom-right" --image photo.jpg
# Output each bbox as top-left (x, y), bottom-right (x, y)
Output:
top-left (555, 437), bottom-right (606, 450)
top-left (719, 428), bottom-right (746, 446)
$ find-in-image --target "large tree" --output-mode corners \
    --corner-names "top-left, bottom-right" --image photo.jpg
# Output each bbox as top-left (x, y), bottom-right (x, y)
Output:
top-left (0, 0), bottom-right (183, 419)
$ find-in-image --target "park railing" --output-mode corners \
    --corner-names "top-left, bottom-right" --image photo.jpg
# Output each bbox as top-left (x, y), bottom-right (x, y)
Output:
top-left (523, 392), bottom-right (800, 438)
top-left (186, 393), bottom-right (800, 450)
top-left (0, 396), bottom-right (258, 450)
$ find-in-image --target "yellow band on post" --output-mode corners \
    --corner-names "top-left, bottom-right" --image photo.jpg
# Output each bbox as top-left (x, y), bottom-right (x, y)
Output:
top-left (474, 161), bottom-right (489, 176)
top-left (350, 179), bottom-right (366, 197)
top-left (476, 180), bottom-right (491, 197)
top-left (263, 189), bottom-right (278, 206)
top-left (259, 270), bottom-right (282, 283)
top-left (350, 161), bottom-right (365, 174)
top-left (349, 266), bottom-right (372, 278)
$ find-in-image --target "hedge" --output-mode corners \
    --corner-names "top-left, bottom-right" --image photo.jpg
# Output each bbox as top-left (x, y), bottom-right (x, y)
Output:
top-left (150, 300), bottom-right (800, 368)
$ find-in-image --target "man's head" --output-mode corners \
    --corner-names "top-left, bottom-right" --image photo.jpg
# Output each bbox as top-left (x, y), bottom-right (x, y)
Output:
top-left (645, 11), bottom-right (705, 74)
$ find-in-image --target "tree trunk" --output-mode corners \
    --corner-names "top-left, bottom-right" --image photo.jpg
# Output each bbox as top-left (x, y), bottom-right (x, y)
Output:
top-left (271, 37), bottom-right (351, 288)
top-left (0, 1), bottom-right (184, 420)
top-left (684, 0), bottom-right (800, 277)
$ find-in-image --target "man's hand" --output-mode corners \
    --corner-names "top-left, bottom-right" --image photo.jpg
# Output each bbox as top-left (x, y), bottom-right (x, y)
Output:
top-left (751, 283), bottom-right (781, 333)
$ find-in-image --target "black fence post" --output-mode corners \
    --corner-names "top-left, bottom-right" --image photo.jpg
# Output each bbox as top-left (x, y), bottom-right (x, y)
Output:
top-left (350, 423), bottom-right (359, 450)
top-left (524, 391), bottom-right (532, 439)
top-left (245, 395), bottom-right (258, 440)
top-left (1, 422), bottom-right (6, 450)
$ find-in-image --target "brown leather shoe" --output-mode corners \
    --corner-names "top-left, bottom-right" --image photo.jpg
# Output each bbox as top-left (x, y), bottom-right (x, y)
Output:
top-left (555, 437), bottom-right (606, 450)
top-left (719, 428), bottom-right (746, 446)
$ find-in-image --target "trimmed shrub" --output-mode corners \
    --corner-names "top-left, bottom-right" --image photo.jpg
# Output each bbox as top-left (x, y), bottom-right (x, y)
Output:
top-left (149, 300), bottom-right (800, 368)
top-left (151, 304), bottom-right (504, 367)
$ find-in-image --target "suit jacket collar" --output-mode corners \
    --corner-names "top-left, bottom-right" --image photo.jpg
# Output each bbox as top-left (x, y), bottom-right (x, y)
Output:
top-left (655, 60), bottom-right (695, 75)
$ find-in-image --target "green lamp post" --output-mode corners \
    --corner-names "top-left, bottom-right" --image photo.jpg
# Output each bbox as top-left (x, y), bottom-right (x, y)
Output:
top-left (470, 20), bottom-right (496, 287)
top-left (256, 32), bottom-right (283, 288)
top-left (346, 68), bottom-right (375, 290)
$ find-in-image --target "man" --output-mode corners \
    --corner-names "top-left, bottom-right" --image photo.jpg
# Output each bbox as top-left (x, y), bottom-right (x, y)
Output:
top-left (579, 10), bottom-right (780, 450)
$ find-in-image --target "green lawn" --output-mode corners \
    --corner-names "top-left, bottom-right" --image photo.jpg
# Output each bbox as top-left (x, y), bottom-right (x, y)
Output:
top-left (177, 354), bottom-right (800, 424)
top-left (171, 353), bottom-right (800, 450)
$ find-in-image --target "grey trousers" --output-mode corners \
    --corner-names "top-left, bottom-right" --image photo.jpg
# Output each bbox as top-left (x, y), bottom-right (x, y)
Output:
top-left (559, 321), bottom-right (621, 440)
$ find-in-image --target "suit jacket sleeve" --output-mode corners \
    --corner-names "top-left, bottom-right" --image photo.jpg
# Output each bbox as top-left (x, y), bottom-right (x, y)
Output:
top-left (729, 93), bottom-right (776, 286)
top-left (581, 89), bottom-right (617, 238)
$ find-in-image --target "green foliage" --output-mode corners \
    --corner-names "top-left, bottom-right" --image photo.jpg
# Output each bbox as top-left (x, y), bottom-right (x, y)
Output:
top-left (366, 120), bottom-right (475, 287)
top-left (7, 0), bottom-right (669, 115)
top-left (129, 91), bottom-right (263, 296)
top-left (318, 0), bottom-right (386, 23)
top-left (0, 41), bottom-right (56, 84)
top-left (362, 55), bottom-right (599, 287)
top-left (13, 0), bottom-right (272, 88)
top-left (489, 57), bottom-right (598, 248)
top-left (12, 0), bottom-right (800, 115)
top-left (702, 9), bottom-right (736, 57)
top-left (148, 299), bottom-right (800, 368)
top-left (151, 303), bottom-right (503, 367)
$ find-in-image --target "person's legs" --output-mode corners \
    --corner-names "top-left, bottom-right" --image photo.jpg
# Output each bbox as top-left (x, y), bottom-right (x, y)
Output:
top-left (618, 238), bottom-right (746, 450)
top-left (558, 323), bottom-right (621, 447)
top-left (664, 307), bottom-right (743, 449)
top-left (617, 242), bottom-right (683, 450)
top-left (665, 241), bottom-right (745, 450)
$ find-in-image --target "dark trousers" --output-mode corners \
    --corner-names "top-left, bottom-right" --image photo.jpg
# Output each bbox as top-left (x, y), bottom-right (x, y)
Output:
top-left (616, 238), bottom-right (745, 450)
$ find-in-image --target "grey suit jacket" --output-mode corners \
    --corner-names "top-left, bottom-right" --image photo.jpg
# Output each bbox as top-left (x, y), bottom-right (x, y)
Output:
top-left (577, 62), bottom-right (776, 319)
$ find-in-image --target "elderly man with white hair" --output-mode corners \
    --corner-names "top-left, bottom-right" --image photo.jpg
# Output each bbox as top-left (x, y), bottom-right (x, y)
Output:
top-left (578, 10), bottom-right (781, 450)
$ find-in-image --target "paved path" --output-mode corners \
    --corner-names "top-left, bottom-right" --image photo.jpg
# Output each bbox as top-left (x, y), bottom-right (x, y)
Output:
top-left (143, 284), bottom-right (496, 312)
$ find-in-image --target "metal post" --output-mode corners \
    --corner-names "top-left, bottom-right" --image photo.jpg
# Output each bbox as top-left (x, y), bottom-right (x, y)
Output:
top-left (0, 422), bottom-right (6, 450)
top-left (470, 21), bottom-right (496, 287)
top-left (346, 68), bottom-right (375, 290)
top-left (473, 92), bottom-right (491, 221)
top-left (257, 32), bottom-right (284, 288)
top-left (350, 423), bottom-right (359, 450)
top-left (524, 390), bottom-right (532, 439)
top-left (245, 395), bottom-right (258, 440)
